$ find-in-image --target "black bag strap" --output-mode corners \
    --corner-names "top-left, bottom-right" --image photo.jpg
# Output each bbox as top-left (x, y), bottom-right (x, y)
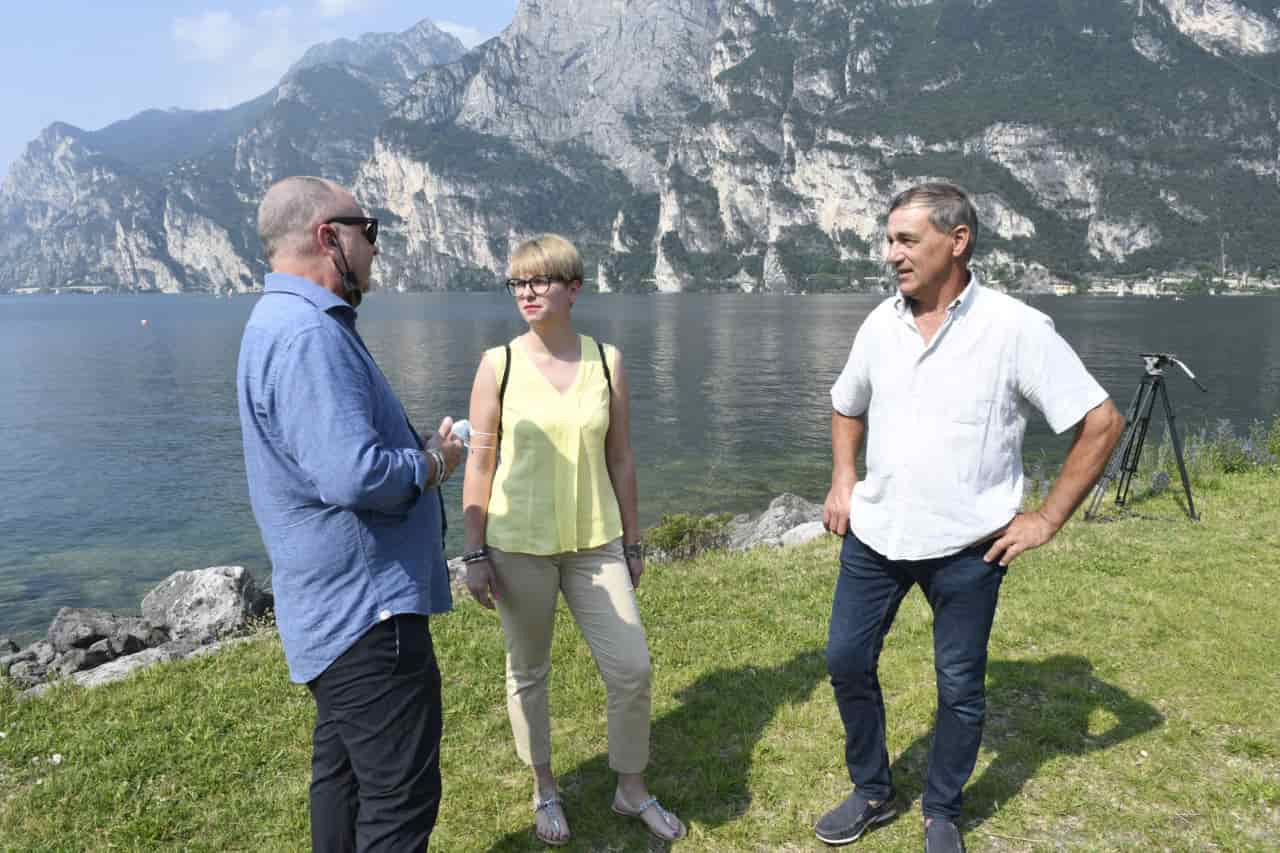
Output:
top-left (598, 339), bottom-right (613, 398)
top-left (498, 343), bottom-right (512, 442)
top-left (499, 343), bottom-right (512, 402)
top-left (497, 338), bottom-right (611, 441)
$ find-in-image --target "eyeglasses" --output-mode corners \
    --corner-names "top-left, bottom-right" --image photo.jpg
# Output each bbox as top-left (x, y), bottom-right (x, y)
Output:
top-left (325, 216), bottom-right (379, 245)
top-left (505, 275), bottom-right (563, 296)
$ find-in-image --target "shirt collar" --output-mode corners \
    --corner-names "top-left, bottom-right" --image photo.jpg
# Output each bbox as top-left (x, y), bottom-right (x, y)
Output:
top-left (892, 271), bottom-right (982, 320)
top-left (265, 272), bottom-right (354, 317)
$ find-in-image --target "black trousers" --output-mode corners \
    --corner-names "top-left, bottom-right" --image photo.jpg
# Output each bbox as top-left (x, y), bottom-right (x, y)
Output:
top-left (307, 614), bottom-right (443, 853)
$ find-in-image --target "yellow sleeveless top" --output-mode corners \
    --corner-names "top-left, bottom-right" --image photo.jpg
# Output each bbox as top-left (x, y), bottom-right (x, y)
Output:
top-left (485, 334), bottom-right (623, 555)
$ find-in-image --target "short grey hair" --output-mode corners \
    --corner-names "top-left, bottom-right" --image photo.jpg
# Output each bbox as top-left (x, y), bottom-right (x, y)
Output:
top-left (889, 182), bottom-right (979, 262)
top-left (257, 176), bottom-right (346, 263)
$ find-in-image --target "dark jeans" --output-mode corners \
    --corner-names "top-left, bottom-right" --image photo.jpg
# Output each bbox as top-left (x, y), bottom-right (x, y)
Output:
top-left (826, 533), bottom-right (1005, 820)
top-left (308, 613), bottom-right (443, 853)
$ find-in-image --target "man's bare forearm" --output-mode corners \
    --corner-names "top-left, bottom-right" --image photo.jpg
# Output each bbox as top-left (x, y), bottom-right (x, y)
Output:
top-left (1039, 399), bottom-right (1124, 529)
top-left (831, 411), bottom-right (866, 487)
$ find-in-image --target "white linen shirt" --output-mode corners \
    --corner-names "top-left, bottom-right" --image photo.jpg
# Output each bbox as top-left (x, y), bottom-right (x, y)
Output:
top-left (830, 277), bottom-right (1108, 561)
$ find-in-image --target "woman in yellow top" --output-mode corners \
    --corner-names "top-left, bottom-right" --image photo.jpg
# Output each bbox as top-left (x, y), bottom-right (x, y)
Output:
top-left (461, 234), bottom-right (685, 846)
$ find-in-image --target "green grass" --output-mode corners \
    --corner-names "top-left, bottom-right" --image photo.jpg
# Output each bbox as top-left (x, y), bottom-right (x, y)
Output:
top-left (3, 470), bottom-right (1279, 851)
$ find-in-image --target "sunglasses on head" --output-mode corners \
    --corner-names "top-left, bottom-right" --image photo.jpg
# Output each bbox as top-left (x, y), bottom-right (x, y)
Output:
top-left (325, 216), bottom-right (379, 245)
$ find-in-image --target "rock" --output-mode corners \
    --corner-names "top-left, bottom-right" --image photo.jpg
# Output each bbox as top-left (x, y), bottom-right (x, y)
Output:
top-left (51, 649), bottom-right (86, 678)
top-left (0, 654), bottom-right (14, 678)
top-left (725, 519), bottom-right (758, 550)
top-left (4, 647), bottom-right (36, 666)
top-left (156, 638), bottom-right (206, 660)
top-left (7, 660), bottom-right (48, 690)
top-left (63, 646), bottom-right (181, 691)
top-left (141, 566), bottom-right (269, 643)
top-left (20, 638), bottom-right (234, 698)
top-left (46, 608), bottom-right (167, 655)
top-left (30, 641), bottom-right (56, 666)
top-left (84, 638), bottom-right (116, 668)
top-left (108, 633), bottom-right (146, 657)
top-left (728, 493), bottom-right (823, 551)
top-left (182, 639), bottom-right (228, 662)
top-left (18, 632), bottom-right (264, 700)
top-left (781, 521), bottom-right (828, 548)
top-left (49, 638), bottom-right (117, 679)
top-left (0, 636), bottom-right (17, 654)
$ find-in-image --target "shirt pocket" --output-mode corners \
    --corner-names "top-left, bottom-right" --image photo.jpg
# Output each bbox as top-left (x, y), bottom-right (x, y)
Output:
top-left (936, 392), bottom-right (995, 426)
top-left (929, 391), bottom-right (997, 487)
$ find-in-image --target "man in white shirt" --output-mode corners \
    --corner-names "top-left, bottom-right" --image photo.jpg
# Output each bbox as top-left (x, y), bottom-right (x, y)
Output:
top-left (814, 183), bottom-right (1123, 853)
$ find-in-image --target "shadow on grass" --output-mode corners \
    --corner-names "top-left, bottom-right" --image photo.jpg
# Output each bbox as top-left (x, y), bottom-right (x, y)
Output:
top-left (889, 654), bottom-right (1163, 830)
top-left (485, 648), bottom-right (827, 851)
top-left (1087, 479), bottom-right (1200, 521)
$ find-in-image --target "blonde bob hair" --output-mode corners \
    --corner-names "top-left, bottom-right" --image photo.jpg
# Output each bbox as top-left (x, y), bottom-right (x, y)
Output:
top-left (508, 234), bottom-right (584, 283)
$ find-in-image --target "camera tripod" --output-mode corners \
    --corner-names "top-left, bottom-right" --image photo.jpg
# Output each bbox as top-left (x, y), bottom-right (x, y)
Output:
top-left (1085, 353), bottom-right (1207, 521)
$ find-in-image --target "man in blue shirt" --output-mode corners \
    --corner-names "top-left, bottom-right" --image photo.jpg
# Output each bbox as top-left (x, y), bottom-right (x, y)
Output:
top-left (238, 176), bottom-right (465, 852)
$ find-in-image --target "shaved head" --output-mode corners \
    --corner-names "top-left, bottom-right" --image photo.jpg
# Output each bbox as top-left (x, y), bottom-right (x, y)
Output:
top-left (257, 176), bottom-right (354, 265)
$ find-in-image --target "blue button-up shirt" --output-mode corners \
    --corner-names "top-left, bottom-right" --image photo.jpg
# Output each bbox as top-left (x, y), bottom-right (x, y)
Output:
top-left (237, 273), bottom-right (451, 683)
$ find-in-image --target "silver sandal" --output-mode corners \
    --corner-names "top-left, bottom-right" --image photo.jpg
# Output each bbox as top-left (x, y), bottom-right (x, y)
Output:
top-left (612, 794), bottom-right (687, 841)
top-left (533, 793), bottom-right (570, 847)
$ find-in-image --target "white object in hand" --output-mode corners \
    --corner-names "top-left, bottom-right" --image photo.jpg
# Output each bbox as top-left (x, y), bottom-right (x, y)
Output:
top-left (450, 419), bottom-right (472, 447)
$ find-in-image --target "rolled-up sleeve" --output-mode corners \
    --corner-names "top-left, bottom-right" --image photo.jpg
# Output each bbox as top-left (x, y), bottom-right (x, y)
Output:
top-left (831, 324), bottom-right (872, 417)
top-left (270, 325), bottom-right (426, 512)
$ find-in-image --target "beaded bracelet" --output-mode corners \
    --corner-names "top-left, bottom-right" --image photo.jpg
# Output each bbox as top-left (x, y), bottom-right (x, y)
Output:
top-left (461, 547), bottom-right (489, 564)
top-left (623, 543), bottom-right (644, 561)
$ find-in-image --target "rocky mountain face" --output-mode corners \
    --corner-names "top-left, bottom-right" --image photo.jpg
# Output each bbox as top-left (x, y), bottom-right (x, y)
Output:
top-left (638, 0), bottom-right (1280, 291)
top-left (0, 20), bottom-right (465, 293)
top-left (290, 18), bottom-right (468, 80)
top-left (5, 2), bottom-right (1280, 293)
top-left (357, 0), bottom-right (1280, 292)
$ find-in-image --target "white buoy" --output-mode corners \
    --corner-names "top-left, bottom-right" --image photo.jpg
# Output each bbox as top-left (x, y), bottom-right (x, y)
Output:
top-left (140, 319), bottom-right (149, 327)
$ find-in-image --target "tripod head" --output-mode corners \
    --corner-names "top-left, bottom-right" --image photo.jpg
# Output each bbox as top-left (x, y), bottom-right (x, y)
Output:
top-left (1139, 353), bottom-right (1208, 392)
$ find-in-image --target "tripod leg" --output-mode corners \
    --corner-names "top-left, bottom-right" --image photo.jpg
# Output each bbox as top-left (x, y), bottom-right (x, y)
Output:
top-left (1116, 378), bottom-right (1157, 507)
top-left (1159, 380), bottom-right (1199, 521)
top-left (1086, 378), bottom-right (1146, 519)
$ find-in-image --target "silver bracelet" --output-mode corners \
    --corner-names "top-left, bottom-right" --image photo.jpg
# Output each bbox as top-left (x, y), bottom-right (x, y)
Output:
top-left (426, 448), bottom-right (446, 488)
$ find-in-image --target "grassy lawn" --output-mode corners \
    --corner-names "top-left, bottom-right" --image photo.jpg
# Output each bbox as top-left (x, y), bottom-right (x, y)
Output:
top-left (2, 469), bottom-right (1278, 851)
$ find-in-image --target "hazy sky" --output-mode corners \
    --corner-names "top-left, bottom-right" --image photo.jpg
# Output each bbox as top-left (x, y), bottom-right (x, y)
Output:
top-left (0, 0), bottom-right (518, 180)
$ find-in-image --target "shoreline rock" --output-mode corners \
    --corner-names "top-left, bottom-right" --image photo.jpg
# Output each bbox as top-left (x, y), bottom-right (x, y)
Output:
top-left (726, 493), bottom-right (825, 551)
top-left (5, 493), bottom-right (830, 699)
top-left (142, 565), bottom-right (271, 642)
top-left (3, 565), bottom-right (273, 699)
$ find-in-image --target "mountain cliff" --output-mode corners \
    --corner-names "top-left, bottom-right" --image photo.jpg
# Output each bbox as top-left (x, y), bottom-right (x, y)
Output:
top-left (5, 2), bottom-right (1280, 293)
top-left (0, 20), bottom-right (465, 293)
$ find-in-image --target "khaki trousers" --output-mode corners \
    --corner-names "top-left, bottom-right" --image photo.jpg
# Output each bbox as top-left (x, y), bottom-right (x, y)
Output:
top-left (488, 537), bottom-right (652, 774)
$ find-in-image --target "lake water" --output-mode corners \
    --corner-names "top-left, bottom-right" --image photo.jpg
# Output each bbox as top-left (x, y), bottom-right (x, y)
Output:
top-left (2, 292), bottom-right (1278, 639)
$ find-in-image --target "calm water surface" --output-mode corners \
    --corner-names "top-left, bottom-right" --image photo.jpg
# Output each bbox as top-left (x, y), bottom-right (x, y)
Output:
top-left (2, 292), bottom-right (1278, 638)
